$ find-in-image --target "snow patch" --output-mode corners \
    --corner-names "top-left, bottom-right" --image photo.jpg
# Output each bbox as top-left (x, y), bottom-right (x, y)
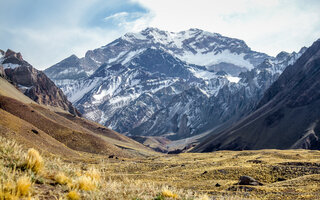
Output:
top-left (198, 88), bottom-right (209, 97)
top-left (69, 78), bottom-right (100, 103)
top-left (226, 76), bottom-right (240, 83)
top-left (86, 70), bottom-right (95, 76)
top-left (121, 49), bottom-right (146, 65)
top-left (188, 67), bottom-right (217, 80)
top-left (92, 76), bottom-right (122, 104)
top-left (177, 50), bottom-right (254, 70)
top-left (2, 63), bottom-right (20, 69)
top-left (108, 51), bottom-right (127, 63)
top-left (109, 93), bottom-right (141, 107)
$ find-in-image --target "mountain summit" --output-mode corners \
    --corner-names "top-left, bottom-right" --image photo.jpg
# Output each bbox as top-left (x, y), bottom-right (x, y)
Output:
top-left (44, 28), bottom-right (304, 139)
top-left (45, 27), bottom-right (269, 81)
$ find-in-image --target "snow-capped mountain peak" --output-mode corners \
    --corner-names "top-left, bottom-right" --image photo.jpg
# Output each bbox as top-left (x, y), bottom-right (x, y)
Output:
top-left (44, 28), bottom-right (304, 140)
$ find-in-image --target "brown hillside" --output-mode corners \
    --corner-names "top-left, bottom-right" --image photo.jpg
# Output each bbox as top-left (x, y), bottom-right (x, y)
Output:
top-left (0, 95), bottom-right (127, 156)
top-left (0, 77), bottom-right (156, 158)
top-left (0, 108), bottom-right (80, 158)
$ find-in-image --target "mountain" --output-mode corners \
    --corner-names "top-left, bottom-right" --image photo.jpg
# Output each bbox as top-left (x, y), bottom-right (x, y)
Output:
top-left (45, 28), bottom-right (304, 140)
top-left (45, 28), bottom-right (269, 80)
top-left (192, 39), bottom-right (320, 152)
top-left (202, 47), bottom-right (307, 129)
top-left (0, 74), bottom-right (155, 158)
top-left (0, 49), bottom-right (80, 116)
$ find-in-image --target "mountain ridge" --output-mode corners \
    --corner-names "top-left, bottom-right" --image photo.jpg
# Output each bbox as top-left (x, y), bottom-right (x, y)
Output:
top-left (44, 27), bottom-right (305, 140)
top-left (0, 49), bottom-right (80, 116)
top-left (192, 39), bottom-right (320, 152)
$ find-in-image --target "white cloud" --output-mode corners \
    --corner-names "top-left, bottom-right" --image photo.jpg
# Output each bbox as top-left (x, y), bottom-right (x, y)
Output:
top-left (1, 0), bottom-right (319, 70)
top-left (0, 0), bottom-right (151, 70)
top-left (104, 11), bottom-right (154, 32)
top-left (1, 26), bottom-right (120, 70)
top-left (104, 12), bottom-right (129, 21)
top-left (132, 0), bottom-right (320, 56)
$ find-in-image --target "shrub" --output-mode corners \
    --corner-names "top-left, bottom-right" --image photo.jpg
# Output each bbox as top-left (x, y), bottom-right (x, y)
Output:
top-left (85, 167), bottom-right (101, 181)
top-left (55, 172), bottom-right (70, 185)
top-left (25, 148), bottom-right (43, 173)
top-left (76, 176), bottom-right (96, 191)
top-left (67, 190), bottom-right (80, 200)
top-left (195, 194), bottom-right (211, 200)
top-left (161, 188), bottom-right (179, 199)
top-left (16, 176), bottom-right (32, 197)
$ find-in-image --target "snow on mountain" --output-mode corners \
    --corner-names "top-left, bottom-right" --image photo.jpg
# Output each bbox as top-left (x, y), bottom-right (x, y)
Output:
top-left (0, 49), bottom-right (80, 116)
top-left (44, 28), bottom-right (304, 139)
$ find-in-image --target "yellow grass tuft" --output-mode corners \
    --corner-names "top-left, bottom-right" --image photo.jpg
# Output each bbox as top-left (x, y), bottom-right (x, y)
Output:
top-left (75, 171), bottom-right (82, 177)
top-left (55, 172), bottom-right (71, 185)
top-left (16, 176), bottom-right (32, 197)
top-left (3, 181), bottom-right (15, 193)
top-left (161, 188), bottom-right (179, 199)
top-left (85, 167), bottom-right (101, 181)
top-left (25, 148), bottom-right (43, 173)
top-left (195, 194), bottom-right (211, 200)
top-left (75, 176), bottom-right (96, 191)
top-left (66, 190), bottom-right (80, 200)
top-left (0, 192), bottom-right (18, 200)
top-left (1, 181), bottom-right (18, 200)
top-left (2, 136), bottom-right (320, 199)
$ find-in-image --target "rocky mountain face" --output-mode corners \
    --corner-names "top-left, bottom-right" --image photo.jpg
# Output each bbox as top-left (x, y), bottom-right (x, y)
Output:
top-left (192, 39), bottom-right (320, 152)
top-left (0, 49), bottom-right (80, 116)
top-left (45, 28), bottom-right (269, 81)
top-left (45, 28), bottom-right (304, 139)
top-left (203, 47), bottom-right (307, 128)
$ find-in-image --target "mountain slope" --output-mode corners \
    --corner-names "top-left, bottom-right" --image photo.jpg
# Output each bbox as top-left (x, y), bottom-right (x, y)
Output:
top-left (0, 75), bottom-right (155, 158)
top-left (192, 39), bottom-right (320, 152)
top-left (45, 28), bottom-right (304, 140)
top-left (45, 28), bottom-right (269, 81)
top-left (0, 49), bottom-right (80, 116)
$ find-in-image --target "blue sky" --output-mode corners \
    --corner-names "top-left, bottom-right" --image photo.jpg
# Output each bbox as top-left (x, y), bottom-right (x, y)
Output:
top-left (0, 0), bottom-right (320, 69)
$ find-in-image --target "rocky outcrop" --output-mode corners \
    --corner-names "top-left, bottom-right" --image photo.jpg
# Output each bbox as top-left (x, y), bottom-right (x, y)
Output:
top-left (44, 28), bottom-right (304, 139)
top-left (238, 176), bottom-right (263, 186)
top-left (0, 66), bottom-right (4, 78)
top-left (0, 49), bottom-right (80, 116)
top-left (0, 49), bottom-right (5, 56)
top-left (193, 39), bottom-right (320, 152)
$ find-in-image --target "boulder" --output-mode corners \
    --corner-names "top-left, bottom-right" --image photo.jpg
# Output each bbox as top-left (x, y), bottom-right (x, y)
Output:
top-left (238, 176), bottom-right (263, 186)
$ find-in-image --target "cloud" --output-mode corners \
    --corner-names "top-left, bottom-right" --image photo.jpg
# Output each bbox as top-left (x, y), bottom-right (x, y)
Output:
top-left (0, 26), bottom-right (121, 69)
top-left (0, 0), bottom-right (319, 70)
top-left (103, 11), bottom-right (153, 32)
top-left (0, 0), bottom-right (150, 69)
top-left (104, 12), bottom-right (129, 21)
top-left (133, 0), bottom-right (320, 55)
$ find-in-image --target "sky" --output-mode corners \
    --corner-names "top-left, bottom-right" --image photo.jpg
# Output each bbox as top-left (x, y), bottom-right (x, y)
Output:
top-left (0, 0), bottom-right (320, 70)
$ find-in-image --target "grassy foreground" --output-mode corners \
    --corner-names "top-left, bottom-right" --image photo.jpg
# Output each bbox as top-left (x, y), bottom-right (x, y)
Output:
top-left (1, 136), bottom-right (320, 199)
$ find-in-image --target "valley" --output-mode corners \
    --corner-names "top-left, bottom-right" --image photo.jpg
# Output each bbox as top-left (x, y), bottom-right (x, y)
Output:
top-left (45, 28), bottom-right (305, 140)
top-left (1, 137), bottom-right (320, 199)
top-left (1, 9), bottom-right (320, 199)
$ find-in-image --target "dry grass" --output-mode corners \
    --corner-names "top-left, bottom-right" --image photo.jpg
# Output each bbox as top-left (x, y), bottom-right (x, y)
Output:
top-left (16, 176), bottom-right (32, 197)
top-left (66, 190), bottom-right (80, 200)
top-left (25, 148), bottom-right (43, 174)
top-left (0, 136), bottom-right (207, 199)
top-left (74, 175), bottom-right (96, 191)
top-left (161, 188), bottom-right (179, 198)
top-left (55, 172), bottom-right (70, 185)
top-left (1, 136), bottom-right (320, 199)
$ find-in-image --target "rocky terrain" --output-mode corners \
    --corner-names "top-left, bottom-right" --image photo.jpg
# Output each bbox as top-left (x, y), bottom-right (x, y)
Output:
top-left (45, 28), bottom-right (305, 140)
top-left (0, 49), bottom-right (80, 116)
top-left (0, 74), bottom-right (154, 158)
top-left (193, 39), bottom-right (320, 152)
